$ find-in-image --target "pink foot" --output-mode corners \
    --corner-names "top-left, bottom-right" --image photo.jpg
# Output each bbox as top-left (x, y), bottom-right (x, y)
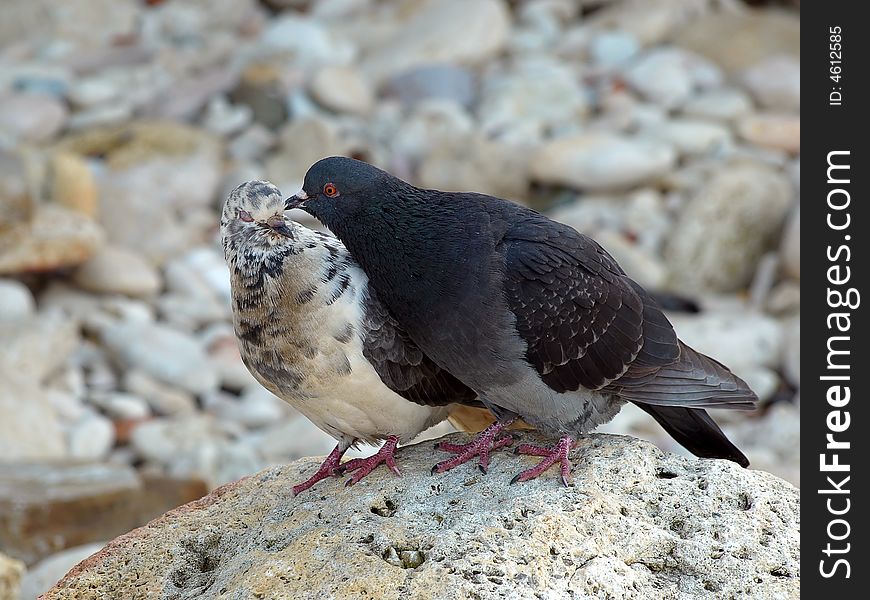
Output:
top-left (292, 443), bottom-right (348, 496)
top-left (432, 420), bottom-right (515, 475)
top-left (511, 436), bottom-right (576, 487)
top-left (338, 436), bottom-right (401, 486)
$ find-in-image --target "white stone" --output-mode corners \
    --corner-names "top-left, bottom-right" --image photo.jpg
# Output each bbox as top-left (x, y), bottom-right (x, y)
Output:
top-left (73, 245), bottom-right (161, 298)
top-left (123, 369), bottom-right (197, 416)
top-left (681, 88), bottom-right (753, 122)
top-left (21, 543), bottom-right (106, 600)
top-left (0, 92), bottom-right (67, 143)
top-left (362, 0), bottom-right (510, 82)
top-left (0, 278), bottom-right (35, 322)
top-left (639, 118), bottom-right (732, 157)
top-left (664, 165), bottom-right (793, 293)
top-left (259, 15), bottom-right (356, 69)
top-left (0, 373), bottom-right (67, 460)
top-left (741, 55), bottom-right (800, 112)
top-left (68, 413), bottom-right (116, 460)
top-left (212, 386), bottom-right (286, 429)
top-left (530, 133), bottom-right (676, 191)
top-left (101, 320), bottom-right (219, 395)
top-left (310, 65), bottom-right (374, 115)
top-left (780, 208), bottom-right (799, 281)
top-left (67, 76), bottom-right (120, 108)
top-left (479, 58), bottom-right (590, 143)
top-left (89, 392), bottom-right (151, 420)
top-left (595, 230), bottom-right (667, 290)
top-left (624, 47), bottom-right (721, 109)
top-left (201, 96), bottom-right (253, 137)
top-left (0, 312), bottom-right (79, 383)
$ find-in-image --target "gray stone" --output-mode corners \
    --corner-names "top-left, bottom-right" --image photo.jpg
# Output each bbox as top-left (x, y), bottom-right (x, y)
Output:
top-left (42, 433), bottom-right (800, 599)
top-left (89, 392), bottom-right (151, 421)
top-left (310, 65), bottom-right (374, 115)
top-left (624, 47), bottom-right (722, 109)
top-left (530, 133), bottom-right (676, 191)
top-left (0, 311), bottom-right (79, 383)
top-left (382, 65), bottom-right (477, 110)
top-left (72, 245), bottom-right (161, 298)
top-left (100, 320), bottom-right (219, 395)
top-left (589, 30), bottom-right (640, 69)
top-left (639, 118), bottom-right (732, 157)
top-left (0, 92), bottom-right (67, 143)
top-left (780, 208), bottom-right (799, 281)
top-left (681, 88), bottom-right (753, 122)
top-left (741, 55), bottom-right (800, 112)
top-left (123, 370), bottom-right (197, 417)
top-left (0, 371), bottom-right (67, 461)
top-left (664, 165), bottom-right (793, 293)
top-left (362, 0), bottom-right (510, 83)
top-left (68, 413), bottom-right (116, 460)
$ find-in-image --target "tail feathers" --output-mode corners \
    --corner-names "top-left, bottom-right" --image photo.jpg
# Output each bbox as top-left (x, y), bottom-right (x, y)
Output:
top-left (635, 404), bottom-right (750, 467)
top-left (618, 342), bottom-right (758, 409)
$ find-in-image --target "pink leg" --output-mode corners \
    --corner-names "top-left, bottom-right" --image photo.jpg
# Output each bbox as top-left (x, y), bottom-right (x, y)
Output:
top-left (512, 436), bottom-right (576, 487)
top-left (292, 443), bottom-right (348, 496)
top-left (338, 436), bottom-right (402, 487)
top-left (432, 419), bottom-right (515, 475)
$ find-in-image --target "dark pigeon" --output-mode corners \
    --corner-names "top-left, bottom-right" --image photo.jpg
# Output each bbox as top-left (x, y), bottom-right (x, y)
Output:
top-left (287, 157), bottom-right (758, 485)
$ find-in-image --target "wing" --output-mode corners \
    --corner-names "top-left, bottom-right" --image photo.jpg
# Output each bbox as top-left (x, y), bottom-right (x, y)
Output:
top-left (361, 286), bottom-right (480, 407)
top-left (501, 216), bottom-right (756, 410)
top-left (502, 217), bottom-right (675, 393)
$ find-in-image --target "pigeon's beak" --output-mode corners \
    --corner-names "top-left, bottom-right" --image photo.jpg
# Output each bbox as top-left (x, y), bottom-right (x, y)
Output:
top-left (285, 190), bottom-right (309, 211)
top-left (266, 214), bottom-right (294, 238)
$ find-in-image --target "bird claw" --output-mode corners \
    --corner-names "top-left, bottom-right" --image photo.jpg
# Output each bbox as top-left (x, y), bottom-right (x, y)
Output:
top-left (511, 436), bottom-right (576, 486)
top-left (431, 420), bottom-right (515, 475)
top-left (340, 436), bottom-right (401, 487)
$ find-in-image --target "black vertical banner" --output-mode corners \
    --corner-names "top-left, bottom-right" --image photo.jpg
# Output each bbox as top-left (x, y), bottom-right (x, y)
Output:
top-left (803, 1), bottom-right (870, 596)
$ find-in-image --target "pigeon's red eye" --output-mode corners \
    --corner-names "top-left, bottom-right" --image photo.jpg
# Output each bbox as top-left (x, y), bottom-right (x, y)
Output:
top-left (323, 183), bottom-right (339, 198)
top-left (238, 210), bottom-right (254, 222)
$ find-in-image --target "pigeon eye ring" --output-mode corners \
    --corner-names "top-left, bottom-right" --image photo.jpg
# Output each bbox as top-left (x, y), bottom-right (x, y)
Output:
top-left (238, 210), bottom-right (254, 222)
top-left (324, 183), bottom-right (339, 198)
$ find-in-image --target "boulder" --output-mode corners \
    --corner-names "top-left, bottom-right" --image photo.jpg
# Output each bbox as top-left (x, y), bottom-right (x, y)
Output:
top-left (43, 433), bottom-right (799, 599)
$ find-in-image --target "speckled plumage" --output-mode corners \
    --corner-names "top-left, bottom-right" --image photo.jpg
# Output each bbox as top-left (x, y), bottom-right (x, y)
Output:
top-left (220, 181), bottom-right (452, 454)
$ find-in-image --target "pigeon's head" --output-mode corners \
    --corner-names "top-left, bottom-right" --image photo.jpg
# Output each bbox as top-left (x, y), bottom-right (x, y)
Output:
top-left (220, 180), bottom-right (302, 263)
top-left (287, 156), bottom-right (392, 232)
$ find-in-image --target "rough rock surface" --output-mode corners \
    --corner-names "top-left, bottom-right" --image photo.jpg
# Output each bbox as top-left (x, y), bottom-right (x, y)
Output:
top-left (43, 433), bottom-right (799, 600)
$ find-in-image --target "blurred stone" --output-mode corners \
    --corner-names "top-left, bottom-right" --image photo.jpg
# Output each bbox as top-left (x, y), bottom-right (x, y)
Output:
top-left (68, 414), bottom-right (116, 461)
top-left (741, 55), bottom-right (800, 112)
top-left (89, 392), bottom-right (151, 421)
top-left (0, 312), bottom-right (78, 383)
top-left (664, 165), bottom-right (792, 293)
top-left (259, 14), bottom-right (356, 69)
top-left (21, 543), bottom-right (105, 600)
top-left (0, 278), bottom-right (35, 322)
top-left (0, 372), bottom-right (67, 462)
top-left (639, 118), bottom-right (731, 157)
top-left (0, 92), bottom-right (67, 143)
top-left (738, 113), bottom-right (800, 154)
top-left (624, 47), bottom-right (721, 109)
top-left (67, 101), bottom-right (135, 131)
top-left (229, 63), bottom-right (291, 129)
top-left (163, 247), bottom-right (231, 304)
top-left (67, 77), bottom-right (120, 109)
top-left (123, 370), bottom-right (197, 417)
top-left (310, 66), bottom-right (374, 115)
top-left (201, 96), bottom-right (253, 137)
top-left (72, 246), bottom-right (161, 298)
top-left (588, 0), bottom-right (702, 46)
top-left (48, 152), bottom-right (98, 217)
top-left (530, 133), bottom-right (676, 191)
top-left (0, 205), bottom-right (104, 275)
top-left (672, 9), bottom-right (800, 74)
top-left (479, 58), bottom-right (589, 143)
top-left (0, 149), bottom-right (34, 230)
top-left (766, 281), bottom-right (801, 316)
top-left (391, 100), bottom-right (475, 167)
top-left (156, 293), bottom-right (228, 332)
top-left (362, 0), bottom-right (510, 82)
top-left (0, 552), bottom-right (24, 600)
top-left (265, 116), bottom-right (346, 193)
top-left (382, 65), bottom-right (477, 110)
top-left (418, 135), bottom-right (529, 200)
top-left (680, 88), bottom-right (752, 122)
top-left (258, 415), bottom-right (339, 462)
top-left (100, 320), bottom-right (219, 395)
top-left (211, 386), bottom-right (286, 430)
top-left (782, 315), bottom-right (800, 389)
top-left (780, 208), bottom-right (799, 281)
top-left (227, 124), bottom-right (277, 162)
top-left (0, 463), bottom-right (205, 566)
top-left (151, 67), bottom-right (239, 123)
top-left (589, 30), bottom-right (640, 69)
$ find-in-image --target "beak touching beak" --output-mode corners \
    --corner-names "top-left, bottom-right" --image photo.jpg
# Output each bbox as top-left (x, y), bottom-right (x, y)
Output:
top-left (266, 214), bottom-right (294, 238)
top-left (285, 189), bottom-right (308, 211)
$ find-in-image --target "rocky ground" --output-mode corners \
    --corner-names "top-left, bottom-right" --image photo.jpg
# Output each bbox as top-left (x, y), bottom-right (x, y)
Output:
top-left (1, 0), bottom-right (798, 597)
top-left (41, 433), bottom-right (800, 600)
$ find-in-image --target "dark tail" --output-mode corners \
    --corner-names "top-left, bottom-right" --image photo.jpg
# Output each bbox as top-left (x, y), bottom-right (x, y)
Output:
top-left (634, 404), bottom-right (750, 467)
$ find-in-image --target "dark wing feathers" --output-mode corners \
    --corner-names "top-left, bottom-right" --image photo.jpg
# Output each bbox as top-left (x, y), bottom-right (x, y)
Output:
top-left (361, 286), bottom-right (479, 407)
top-left (501, 216), bottom-right (756, 410)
